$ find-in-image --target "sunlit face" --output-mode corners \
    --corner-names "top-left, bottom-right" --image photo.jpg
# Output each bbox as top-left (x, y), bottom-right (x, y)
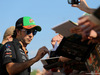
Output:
top-left (19, 28), bottom-right (37, 45)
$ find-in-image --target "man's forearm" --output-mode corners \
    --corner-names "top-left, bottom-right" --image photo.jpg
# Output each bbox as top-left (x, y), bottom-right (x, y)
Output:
top-left (85, 8), bottom-right (96, 14)
top-left (6, 57), bottom-right (38, 75)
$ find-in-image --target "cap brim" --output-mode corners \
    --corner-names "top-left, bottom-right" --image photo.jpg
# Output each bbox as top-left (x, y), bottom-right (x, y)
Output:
top-left (23, 25), bottom-right (42, 31)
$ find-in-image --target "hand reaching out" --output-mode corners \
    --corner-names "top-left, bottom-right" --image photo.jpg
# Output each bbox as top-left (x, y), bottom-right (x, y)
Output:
top-left (71, 0), bottom-right (96, 14)
top-left (72, 0), bottom-right (89, 12)
top-left (70, 15), bottom-right (100, 42)
top-left (35, 46), bottom-right (49, 62)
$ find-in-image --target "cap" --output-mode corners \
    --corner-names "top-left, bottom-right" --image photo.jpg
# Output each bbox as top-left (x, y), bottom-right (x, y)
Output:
top-left (3, 26), bottom-right (15, 39)
top-left (15, 16), bottom-right (41, 31)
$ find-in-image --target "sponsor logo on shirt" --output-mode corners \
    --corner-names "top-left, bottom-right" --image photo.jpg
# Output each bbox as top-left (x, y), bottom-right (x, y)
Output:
top-left (5, 44), bottom-right (11, 48)
top-left (4, 48), bottom-right (11, 52)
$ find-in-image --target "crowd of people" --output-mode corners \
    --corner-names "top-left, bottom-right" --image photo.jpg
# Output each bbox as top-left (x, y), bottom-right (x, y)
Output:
top-left (38, 0), bottom-right (100, 75)
top-left (0, 0), bottom-right (99, 75)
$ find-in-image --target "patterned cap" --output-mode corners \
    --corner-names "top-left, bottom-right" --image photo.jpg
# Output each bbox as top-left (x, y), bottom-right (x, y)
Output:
top-left (15, 16), bottom-right (41, 31)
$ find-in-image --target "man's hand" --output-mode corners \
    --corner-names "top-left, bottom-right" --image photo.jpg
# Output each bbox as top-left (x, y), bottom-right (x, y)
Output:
top-left (78, 15), bottom-right (100, 26)
top-left (35, 46), bottom-right (49, 62)
top-left (78, 15), bottom-right (100, 41)
top-left (71, 0), bottom-right (95, 14)
top-left (58, 56), bottom-right (71, 63)
top-left (71, 15), bottom-right (100, 41)
top-left (72, 0), bottom-right (89, 12)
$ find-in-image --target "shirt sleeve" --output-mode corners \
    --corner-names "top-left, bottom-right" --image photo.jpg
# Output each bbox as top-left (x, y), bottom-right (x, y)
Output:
top-left (2, 42), bottom-right (16, 65)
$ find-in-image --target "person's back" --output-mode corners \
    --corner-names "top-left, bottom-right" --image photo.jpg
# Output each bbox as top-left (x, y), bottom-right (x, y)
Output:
top-left (0, 26), bottom-right (15, 49)
top-left (0, 26), bottom-right (15, 75)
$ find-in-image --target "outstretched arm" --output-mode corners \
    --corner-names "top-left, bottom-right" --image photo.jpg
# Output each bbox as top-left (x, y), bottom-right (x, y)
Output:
top-left (6, 46), bottom-right (49, 75)
top-left (72, 0), bottom-right (96, 14)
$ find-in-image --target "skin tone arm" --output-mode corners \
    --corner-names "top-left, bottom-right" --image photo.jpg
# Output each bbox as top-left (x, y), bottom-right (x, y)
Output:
top-left (6, 46), bottom-right (49, 75)
top-left (72, 0), bottom-right (96, 14)
top-left (71, 15), bottom-right (100, 43)
top-left (78, 15), bottom-right (100, 41)
top-left (58, 56), bottom-right (71, 62)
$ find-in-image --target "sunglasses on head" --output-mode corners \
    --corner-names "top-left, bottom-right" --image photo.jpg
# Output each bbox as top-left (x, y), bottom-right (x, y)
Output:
top-left (21, 29), bottom-right (37, 35)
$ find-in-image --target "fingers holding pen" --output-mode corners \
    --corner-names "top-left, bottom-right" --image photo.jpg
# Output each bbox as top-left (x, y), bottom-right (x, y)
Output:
top-left (35, 46), bottom-right (49, 61)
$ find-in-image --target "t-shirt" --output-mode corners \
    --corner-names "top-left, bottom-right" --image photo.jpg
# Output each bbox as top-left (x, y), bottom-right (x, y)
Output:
top-left (0, 39), bottom-right (30, 75)
top-left (0, 43), bottom-right (3, 49)
top-left (0, 43), bottom-right (3, 74)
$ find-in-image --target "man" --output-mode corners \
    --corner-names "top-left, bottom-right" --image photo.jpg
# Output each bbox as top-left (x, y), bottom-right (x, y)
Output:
top-left (0, 26), bottom-right (15, 49)
top-left (51, 34), bottom-right (70, 62)
top-left (51, 34), bottom-right (71, 75)
top-left (51, 34), bottom-right (87, 75)
top-left (1, 16), bottom-right (49, 75)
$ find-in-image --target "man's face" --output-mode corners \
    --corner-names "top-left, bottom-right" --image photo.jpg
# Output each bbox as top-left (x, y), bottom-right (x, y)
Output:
top-left (19, 28), bottom-right (37, 45)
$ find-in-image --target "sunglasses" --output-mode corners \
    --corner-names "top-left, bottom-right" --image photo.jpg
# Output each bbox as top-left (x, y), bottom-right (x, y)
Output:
top-left (21, 29), bottom-right (37, 35)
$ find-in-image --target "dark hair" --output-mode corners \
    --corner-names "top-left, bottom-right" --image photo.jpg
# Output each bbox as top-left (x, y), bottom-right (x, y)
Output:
top-left (12, 29), bottom-right (21, 38)
top-left (12, 30), bottom-right (17, 38)
top-left (12, 17), bottom-right (24, 38)
top-left (15, 17), bottom-right (23, 30)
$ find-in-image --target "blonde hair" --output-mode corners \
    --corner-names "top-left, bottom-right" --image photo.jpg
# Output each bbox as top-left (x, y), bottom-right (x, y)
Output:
top-left (3, 26), bottom-right (15, 40)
